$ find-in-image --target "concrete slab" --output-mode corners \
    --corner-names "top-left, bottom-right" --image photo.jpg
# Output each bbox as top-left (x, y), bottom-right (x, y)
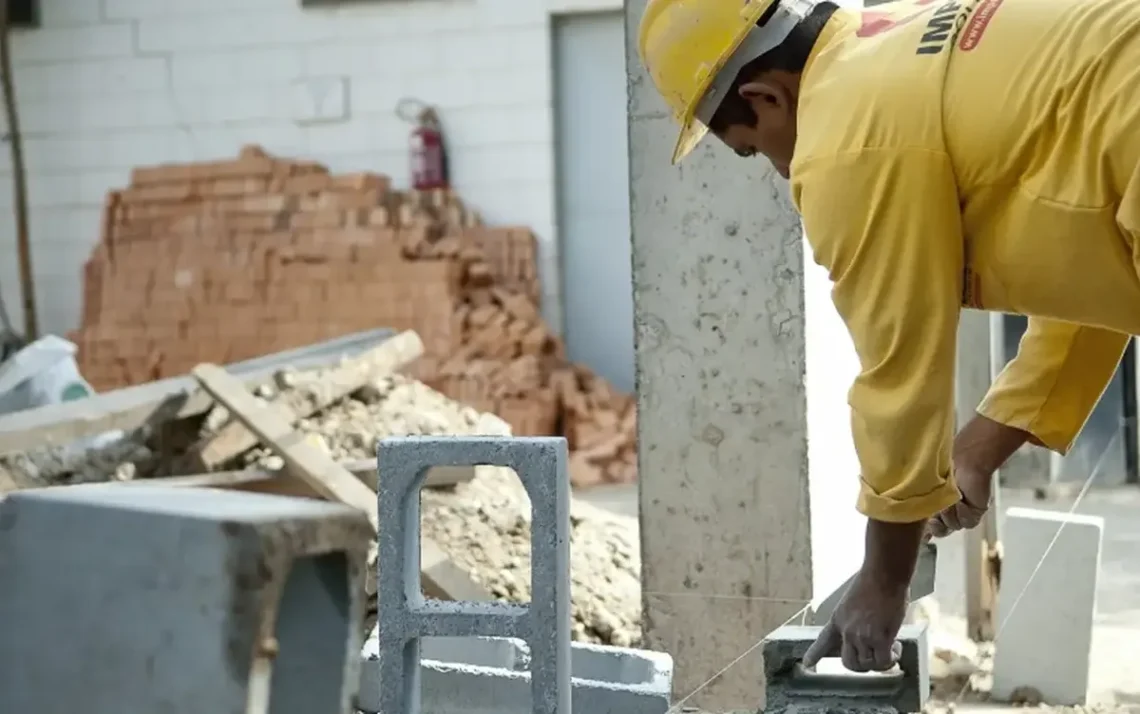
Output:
top-left (991, 507), bottom-right (1104, 706)
top-left (0, 485), bottom-right (371, 714)
top-left (933, 488), bottom-right (1140, 705)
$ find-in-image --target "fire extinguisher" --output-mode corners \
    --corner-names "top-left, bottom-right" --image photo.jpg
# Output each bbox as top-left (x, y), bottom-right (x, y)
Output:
top-left (397, 98), bottom-right (449, 191)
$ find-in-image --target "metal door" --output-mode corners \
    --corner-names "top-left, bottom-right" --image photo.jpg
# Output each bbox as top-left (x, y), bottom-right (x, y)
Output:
top-left (553, 12), bottom-right (636, 393)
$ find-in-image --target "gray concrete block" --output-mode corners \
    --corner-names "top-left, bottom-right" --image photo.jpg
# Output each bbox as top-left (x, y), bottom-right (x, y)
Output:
top-left (762, 623), bottom-right (929, 713)
top-left (358, 633), bottom-right (673, 714)
top-left (992, 507), bottom-right (1103, 706)
top-left (0, 484), bottom-right (372, 714)
top-left (361, 626), bottom-right (530, 671)
top-left (374, 436), bottom-right (572, 714)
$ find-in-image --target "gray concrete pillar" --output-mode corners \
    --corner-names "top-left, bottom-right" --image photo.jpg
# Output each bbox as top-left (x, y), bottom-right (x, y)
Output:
top-left (624, 8), bottom-right (837, 708)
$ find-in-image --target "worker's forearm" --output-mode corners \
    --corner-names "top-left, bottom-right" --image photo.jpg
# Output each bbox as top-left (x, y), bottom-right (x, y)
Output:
top-left (862, 517), bottom-right (926, 590)
top-left (955, 414), bottom-right (1034, 474)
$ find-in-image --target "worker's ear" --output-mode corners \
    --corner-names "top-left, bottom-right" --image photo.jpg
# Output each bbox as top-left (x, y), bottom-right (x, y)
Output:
top-left (738, 78), bottom-right (794, 122)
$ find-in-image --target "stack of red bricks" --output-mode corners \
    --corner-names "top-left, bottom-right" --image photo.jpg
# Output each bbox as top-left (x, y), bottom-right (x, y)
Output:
top-left (75, 146), bottom-right (637, 487)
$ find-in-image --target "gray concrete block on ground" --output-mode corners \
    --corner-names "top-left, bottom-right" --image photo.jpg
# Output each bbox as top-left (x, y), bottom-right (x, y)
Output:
top-left (374, 436), bottom-right (571, 714)
top-left (0, 484), bottom-right (372, 714)
top-left (358, 633), bottom-right (673, 714)
top-left (992, 507), bottom-right (1104, 706)
top-left (763, 623), bottom-right (929, 713)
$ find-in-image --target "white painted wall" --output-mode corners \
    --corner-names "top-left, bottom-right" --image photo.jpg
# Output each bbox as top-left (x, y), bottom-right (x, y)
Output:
top-left (0, 0), bottom-right (598, 337)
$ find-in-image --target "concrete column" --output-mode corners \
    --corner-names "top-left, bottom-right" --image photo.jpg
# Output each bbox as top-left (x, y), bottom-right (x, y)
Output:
top-left (624, 8), bottom-right (861, 709)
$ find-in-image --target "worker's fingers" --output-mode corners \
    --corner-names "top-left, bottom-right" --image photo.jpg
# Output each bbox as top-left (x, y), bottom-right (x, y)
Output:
top-left (867, 637), bottom-right (901, 672)
top-left (926, 514), bottom-right (950, 539)
top-left (841, 634), bottom-right (866, 672)
top-left (802, 620), bottom-right (840, 669)
top-left (928, 498), bottom-right (990, 540)
top-left (941, 505), bottom-right (963, 532)
top-left (956, 495), bottom-right (988, 530)
top-left (957, 505), bottom-right (984, 530)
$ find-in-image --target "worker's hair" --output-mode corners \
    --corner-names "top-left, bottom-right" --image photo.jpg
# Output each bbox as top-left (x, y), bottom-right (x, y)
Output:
top-left (708, 1), bottom-right (839, 133)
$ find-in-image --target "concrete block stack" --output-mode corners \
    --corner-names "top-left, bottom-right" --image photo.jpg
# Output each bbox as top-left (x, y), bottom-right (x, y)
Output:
top-left (73, 146), bottom-right (636, 487)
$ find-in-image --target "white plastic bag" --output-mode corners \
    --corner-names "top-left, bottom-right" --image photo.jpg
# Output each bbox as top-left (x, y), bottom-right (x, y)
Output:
top-left (0, 335), bottom-right (94, 416)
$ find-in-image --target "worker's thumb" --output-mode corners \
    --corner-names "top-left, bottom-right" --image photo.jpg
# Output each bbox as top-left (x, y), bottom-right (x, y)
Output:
top-left (802, 620), bottom-right (840, 669)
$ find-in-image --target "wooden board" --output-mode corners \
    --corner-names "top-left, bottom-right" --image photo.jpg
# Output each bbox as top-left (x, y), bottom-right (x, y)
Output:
top-left (0, 328), bottom-right (396, 457)
top-left (191, 330), bottom-right (423, 470)
top-left (191, 363), bottom-right (490, 602)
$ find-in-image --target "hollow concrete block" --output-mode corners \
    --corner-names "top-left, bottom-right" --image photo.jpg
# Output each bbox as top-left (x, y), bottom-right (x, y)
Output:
top-left (374, 436), bottom-right (571, 714)
top-left (762, 623), bottom-right (929, 713)
top-left (992, 507), bottom-right (1104, 706)
top-left (0, 484), bottom-right (372, 714)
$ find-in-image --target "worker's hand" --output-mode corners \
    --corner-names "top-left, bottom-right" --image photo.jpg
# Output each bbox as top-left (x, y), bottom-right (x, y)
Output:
top-left (927, 415), bottom-right (1028, 539)
top-left (925, 463), bottom-right (992, 539)
top-left (803, 571), bottom-right (907, 673)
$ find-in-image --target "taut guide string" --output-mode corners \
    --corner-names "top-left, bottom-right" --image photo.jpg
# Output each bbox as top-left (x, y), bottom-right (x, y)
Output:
top-left (641, 421), bottom-right (1127, 714)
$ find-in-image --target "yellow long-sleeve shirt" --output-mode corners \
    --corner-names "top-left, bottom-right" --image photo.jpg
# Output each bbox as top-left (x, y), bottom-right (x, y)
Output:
top-left (791, 0), bottom-right (1140, 523)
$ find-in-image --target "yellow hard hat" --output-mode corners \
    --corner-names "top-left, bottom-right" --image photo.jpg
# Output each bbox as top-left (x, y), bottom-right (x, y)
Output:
top-left (638, 0), bottom-right (814, 164)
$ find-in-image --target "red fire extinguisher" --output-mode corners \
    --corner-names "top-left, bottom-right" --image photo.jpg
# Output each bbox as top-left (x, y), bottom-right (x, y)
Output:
top-left (397, 98), bottom-right (449, 191)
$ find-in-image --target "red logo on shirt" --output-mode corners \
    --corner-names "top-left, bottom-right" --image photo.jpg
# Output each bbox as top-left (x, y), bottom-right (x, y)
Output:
top-left (958, 0), bottom-right (1005, 50)
top-left (857, 0), bottom-right (938, 37)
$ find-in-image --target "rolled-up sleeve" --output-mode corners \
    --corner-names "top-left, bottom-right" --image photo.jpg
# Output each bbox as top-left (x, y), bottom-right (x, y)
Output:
top-left (793, 149), bottom-right (964, 523)
top-left (979, 319), bottom-right (1129, 453)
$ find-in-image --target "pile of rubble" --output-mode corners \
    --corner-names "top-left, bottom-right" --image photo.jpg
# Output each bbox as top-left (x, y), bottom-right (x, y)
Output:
top-left (72, 146), bottom-right (636, 488)
top-left (0, 346), bottom-right (642, 646)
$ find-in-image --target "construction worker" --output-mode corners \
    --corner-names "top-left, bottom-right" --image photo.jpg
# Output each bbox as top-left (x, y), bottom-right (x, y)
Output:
top-left (638, 0), bottom-right (1140, 675)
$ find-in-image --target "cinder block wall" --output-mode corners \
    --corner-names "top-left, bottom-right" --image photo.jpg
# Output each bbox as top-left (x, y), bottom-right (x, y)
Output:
top-left (0, 0), bottom-right (563, 337)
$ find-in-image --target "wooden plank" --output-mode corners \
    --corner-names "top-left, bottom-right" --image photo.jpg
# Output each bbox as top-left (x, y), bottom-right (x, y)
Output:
top-left (966, 512), bottom-right (1001, 641)
top-left (191, 363), bottom-right (490, 602)
top-left (192, 330), bottom-right (423, 470)
top-left (0, 328), bottom-right (395, 457)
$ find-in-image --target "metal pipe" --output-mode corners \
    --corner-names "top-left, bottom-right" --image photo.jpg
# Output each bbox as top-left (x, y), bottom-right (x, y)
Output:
top-left (0, 2), bottom-right (38, 339)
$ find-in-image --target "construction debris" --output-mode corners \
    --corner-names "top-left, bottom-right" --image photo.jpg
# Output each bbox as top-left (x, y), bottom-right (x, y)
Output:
top-left (0, 326), bottom-right (398, 457)
top-left (238, 369), bottom-right (642, 644)
top-left (187, 329), bottom-right (423, 471)
top-left (192, 361), bottom-right (492, 603)
top-left (71, 146), bottom-right (636, 488)
top-left (0, 336), bottom-right (643, 646)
